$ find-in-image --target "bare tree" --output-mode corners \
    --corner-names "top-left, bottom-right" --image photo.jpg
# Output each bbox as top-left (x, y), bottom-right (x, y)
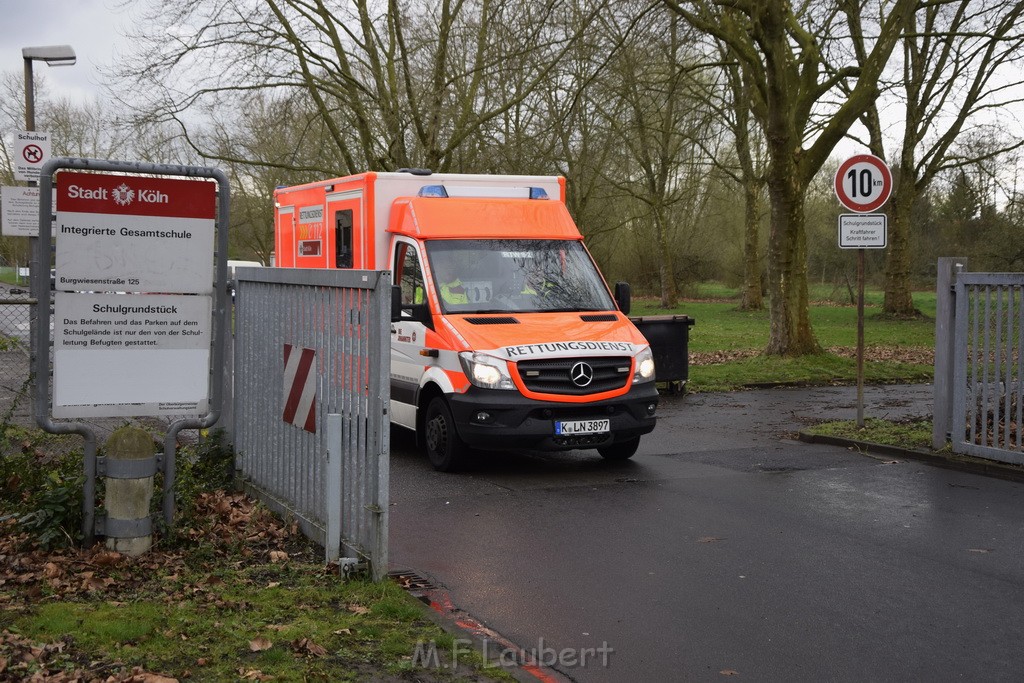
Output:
top-left (110, 0), bottom-right (610, 174)
top-left (709, 42), bottom-right (769, 310)
top-left (848, 0), bottom-right (1024, 317)
top-left (594, 10), bottom-right (720, 307)
top-left (664, 0), bottom-right (916, 355)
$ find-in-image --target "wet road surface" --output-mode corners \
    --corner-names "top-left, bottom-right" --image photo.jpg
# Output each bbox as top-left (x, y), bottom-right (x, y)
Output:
top-left (390, 385), bottom-right (1024, 681)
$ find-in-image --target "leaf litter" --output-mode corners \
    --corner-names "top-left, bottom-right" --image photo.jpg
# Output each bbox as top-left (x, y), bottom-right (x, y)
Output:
top-left (0, 490), bottom-right (319, 682)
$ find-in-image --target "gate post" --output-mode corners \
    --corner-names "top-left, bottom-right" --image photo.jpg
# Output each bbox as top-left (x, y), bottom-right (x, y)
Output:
top-left (933, 257), bottom-right (966, 450)
top-left (101, 426), bottom-right (157, 556)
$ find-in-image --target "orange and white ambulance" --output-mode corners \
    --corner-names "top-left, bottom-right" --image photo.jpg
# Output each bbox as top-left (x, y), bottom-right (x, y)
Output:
top-left (274, 170), bottom-right (657, 470)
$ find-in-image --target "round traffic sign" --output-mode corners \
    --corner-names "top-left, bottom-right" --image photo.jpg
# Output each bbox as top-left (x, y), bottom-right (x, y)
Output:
top-left (834, 154), bottom-right (892, 213)
top-left (22, 144), bottom-right (44, 164)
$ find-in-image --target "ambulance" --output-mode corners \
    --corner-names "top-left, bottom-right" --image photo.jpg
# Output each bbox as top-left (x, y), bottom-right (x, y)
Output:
top-left (273, 170), bottom-right (658, 470)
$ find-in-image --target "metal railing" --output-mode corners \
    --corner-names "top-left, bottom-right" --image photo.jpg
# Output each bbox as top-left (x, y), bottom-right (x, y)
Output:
top-left (232, 267), bottom-right (391, 579)
top-left (934, 258), bottom-right (1024, 465)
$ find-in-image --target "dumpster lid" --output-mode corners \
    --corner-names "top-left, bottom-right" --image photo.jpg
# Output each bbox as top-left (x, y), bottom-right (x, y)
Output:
top-left (628, 314), bottom-right (694, 325)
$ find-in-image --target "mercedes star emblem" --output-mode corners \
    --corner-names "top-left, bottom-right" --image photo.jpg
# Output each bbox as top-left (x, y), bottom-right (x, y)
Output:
top-left (570, 361), bottom-right (594, 387)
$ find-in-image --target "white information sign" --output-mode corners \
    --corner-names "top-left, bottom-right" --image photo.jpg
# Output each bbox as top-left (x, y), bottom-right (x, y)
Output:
top-left (13, 131), bottom-right (51, 182)
top-left (53, 292), bottom-right (212, 418)
top-left (51, 171), bottom-right (218, 419)
top-left (55, 173), bottom-right (216, 294)
top-left (839, 213), bottom-right (887, 249)
top-left (2, 185), bottom-right (55, 236)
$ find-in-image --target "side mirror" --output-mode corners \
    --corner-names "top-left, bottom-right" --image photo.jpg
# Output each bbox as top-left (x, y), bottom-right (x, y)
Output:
top-left (614, 282), bottom-right (631, 316)
top-left (392, 284), bottom-right (435, 329)
top-left (391, 285), bottom-right (402, 322)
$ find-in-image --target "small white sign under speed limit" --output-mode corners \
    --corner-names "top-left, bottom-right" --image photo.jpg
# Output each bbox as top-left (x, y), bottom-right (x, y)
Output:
top-left (834, 154), bottom-right (893, 213)
top-left (839, 213), bottom-right (887, 249)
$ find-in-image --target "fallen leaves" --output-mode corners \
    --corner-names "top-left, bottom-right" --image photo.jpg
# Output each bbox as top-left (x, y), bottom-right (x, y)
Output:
top-left (292, 637), bottom-right (328, 657)
top-left (0, 630), bottom-right (179, 682)
top-left (0, 490), bottom-right (339, 681)
top-left (249, 637), bottom-right (274, 652)
top-left (0, 490), bottom-right (303, 608)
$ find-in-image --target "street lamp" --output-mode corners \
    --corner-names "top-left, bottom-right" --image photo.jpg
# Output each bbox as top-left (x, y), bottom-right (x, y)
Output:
top-left (22, 45), bottom-right (75, 424)
top-left (23, 44), bottom-right (77, 131)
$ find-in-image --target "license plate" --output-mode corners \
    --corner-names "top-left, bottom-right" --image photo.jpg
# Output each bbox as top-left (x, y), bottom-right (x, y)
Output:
top-left (555, 419), bottom-right (610, 435)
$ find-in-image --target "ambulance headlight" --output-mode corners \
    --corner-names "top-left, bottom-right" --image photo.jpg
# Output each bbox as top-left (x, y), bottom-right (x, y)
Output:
top-left (633, 347), bottom-right (655, 383)
top-left (459, 352), bottom-right (516, 390)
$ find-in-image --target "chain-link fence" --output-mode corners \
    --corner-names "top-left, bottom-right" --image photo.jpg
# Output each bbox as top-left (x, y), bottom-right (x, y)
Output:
top-left (0, 286), bottom-right (35, 433)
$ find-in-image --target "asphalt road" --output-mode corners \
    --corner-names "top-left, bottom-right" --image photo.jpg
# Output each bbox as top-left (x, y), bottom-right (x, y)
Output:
top-left (389, 385), bottom-right (1024, 682)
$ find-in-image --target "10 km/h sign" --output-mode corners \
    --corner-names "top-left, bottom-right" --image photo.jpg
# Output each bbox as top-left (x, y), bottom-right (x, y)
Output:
top-left (834, 154), bottom-right (892, 213)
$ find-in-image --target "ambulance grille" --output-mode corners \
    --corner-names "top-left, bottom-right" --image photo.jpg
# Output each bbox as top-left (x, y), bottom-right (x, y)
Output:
top-left (466, 316), bottom-right (520, 325)
top-left (516, 356), bottom-right (631, 395)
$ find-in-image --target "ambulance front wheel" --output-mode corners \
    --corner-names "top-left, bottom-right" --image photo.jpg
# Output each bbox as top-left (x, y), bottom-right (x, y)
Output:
top-left (597, 436), bottom-right (640, 461)
top-left (424, 397), bottom-right (467, 472)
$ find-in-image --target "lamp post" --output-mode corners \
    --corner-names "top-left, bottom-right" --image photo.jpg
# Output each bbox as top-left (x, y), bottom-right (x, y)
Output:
top-left (23, 44), bottom-right (77, 132)
top-left (22, 44), bottom-right (75, 425)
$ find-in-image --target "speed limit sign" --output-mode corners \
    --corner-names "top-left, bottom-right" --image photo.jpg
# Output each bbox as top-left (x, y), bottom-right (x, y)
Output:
top-left (834, 154), bottom-right (892, 213)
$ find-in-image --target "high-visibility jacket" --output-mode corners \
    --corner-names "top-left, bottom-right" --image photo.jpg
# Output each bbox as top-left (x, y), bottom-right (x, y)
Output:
top-left (440, 279), bottom-right (469, 304)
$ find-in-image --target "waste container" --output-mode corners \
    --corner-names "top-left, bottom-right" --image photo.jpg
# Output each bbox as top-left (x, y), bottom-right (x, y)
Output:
top-left (628, 314), bottom-right (695, 394)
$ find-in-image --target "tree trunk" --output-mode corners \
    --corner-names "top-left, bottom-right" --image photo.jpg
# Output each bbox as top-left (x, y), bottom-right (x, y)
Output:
top-left (655, 204), bottom-right (678, 308)
top-left (765, 161), bottom-right (819, 356)
top-left (740, 179), bottom-right (763, 310)
top-left (883, 178), bottom-right (918, 316)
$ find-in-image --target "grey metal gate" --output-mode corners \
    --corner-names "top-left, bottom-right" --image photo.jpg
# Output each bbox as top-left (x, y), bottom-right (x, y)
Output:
top-left (934, 258), bottom-right (1024, 466)
top-left (233, 267), bottom-right (391, 579)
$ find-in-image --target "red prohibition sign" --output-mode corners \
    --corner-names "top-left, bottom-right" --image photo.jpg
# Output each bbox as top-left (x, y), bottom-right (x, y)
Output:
top-left (22, 144), bottom-right (44, 164)
top-left (834, 154), bottom-right (892, 213)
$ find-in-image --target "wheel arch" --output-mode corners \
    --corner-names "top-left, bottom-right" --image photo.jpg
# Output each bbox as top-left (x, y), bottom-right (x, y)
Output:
top-left (415, 382), bottom-right (447, 448)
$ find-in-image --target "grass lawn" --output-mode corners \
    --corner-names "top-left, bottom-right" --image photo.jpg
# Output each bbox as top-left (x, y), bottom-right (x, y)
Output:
top-left (632, 282), bottom-right (936, 391)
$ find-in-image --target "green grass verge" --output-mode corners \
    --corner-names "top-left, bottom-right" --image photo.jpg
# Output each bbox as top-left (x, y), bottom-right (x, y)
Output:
top-left (3, 549), bottom-right (509, 682)
top-left (805, 417), bottom-right (935, 452)
top-left (10, 571), bottom-right (487, 682)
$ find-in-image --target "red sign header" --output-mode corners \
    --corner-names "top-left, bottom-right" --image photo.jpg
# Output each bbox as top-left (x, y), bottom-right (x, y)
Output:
top-left (56, 171), bottom-right (216, 219)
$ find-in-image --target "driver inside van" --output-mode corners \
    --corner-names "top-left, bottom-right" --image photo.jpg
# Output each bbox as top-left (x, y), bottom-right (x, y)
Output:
top-left (433, 251), bottom-right (469, 305)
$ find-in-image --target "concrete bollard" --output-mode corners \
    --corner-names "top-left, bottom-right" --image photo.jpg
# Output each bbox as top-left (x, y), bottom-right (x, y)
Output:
top-left (103, 427), bottom-right (156, 556)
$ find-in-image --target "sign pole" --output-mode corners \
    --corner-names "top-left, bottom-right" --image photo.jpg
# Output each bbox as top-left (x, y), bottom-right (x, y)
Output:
top-left (857, 248), bottom-right (865, 428)
top-left (834, 153), bottom-right (892, 430)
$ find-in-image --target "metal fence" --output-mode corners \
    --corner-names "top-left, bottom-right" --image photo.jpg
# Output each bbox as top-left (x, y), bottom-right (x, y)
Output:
top-left (934, 257), bottom-right (1024, 465)
top-left (0, 293), bottom-right (34, 429)
top-left (232, 267), bottom-right (391, 579)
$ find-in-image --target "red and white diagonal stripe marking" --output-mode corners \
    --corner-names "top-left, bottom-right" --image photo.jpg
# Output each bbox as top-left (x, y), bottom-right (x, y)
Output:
top-left (283, 344), bottom-right (317, 433)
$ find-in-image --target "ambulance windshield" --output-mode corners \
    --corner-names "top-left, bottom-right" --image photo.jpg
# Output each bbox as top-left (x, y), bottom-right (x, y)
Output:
top-left (426, 239), bottom-right (616, 314)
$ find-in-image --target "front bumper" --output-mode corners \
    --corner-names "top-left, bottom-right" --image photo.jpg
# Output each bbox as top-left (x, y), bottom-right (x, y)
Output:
top-left (448, 383), bottom-right (658, 451)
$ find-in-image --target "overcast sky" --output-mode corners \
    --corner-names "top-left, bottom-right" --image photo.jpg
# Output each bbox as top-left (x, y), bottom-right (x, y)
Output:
top-left (0, 0), bottom-right (133, 106)
top-left (1, 0), bottom-right (1019, 179)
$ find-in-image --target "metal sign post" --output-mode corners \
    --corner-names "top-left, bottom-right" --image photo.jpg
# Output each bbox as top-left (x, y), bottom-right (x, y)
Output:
top-left (34, 158), bottom-right (230, 542)
top-left (835, 154), bottom-right (892, 428)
